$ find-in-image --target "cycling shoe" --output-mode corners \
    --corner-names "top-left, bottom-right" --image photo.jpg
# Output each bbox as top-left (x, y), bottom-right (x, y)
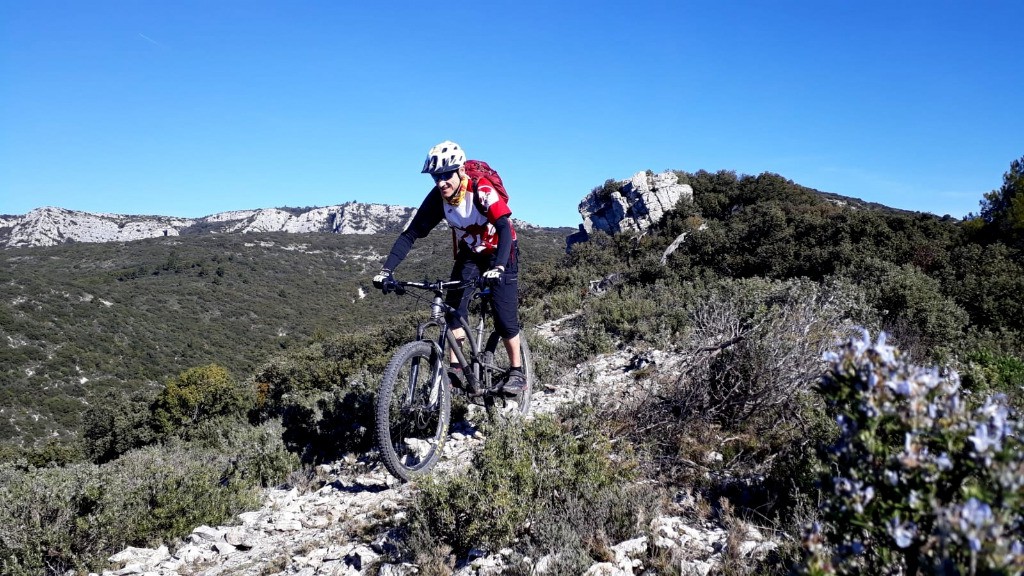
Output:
top-left (501, 368), bottom-right (527, 396)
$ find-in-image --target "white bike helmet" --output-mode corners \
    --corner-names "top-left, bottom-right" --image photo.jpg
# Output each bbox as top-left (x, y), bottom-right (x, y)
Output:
top-left (421, 140), bottom-right (466, 174)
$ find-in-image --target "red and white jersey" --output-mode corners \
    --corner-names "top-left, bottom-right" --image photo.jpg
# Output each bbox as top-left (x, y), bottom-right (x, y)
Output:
top-left (444, 177), bottom-right (516, 253)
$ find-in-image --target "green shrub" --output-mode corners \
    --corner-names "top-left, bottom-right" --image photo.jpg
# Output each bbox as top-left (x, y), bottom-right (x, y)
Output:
top-left (0, 436), bottom-right (270, 575)
top-left (176, 418), bottom-right (299, 488)
top-left (525, 331), bottom-right (577, 387)
top-left (572, 314), bottom-right (617, 359)
top-left (943, 242), bottom-right (1024, 335)
top-left (591, 178), bottom-right (622, 202)
top-left (960, 346), bottom-right (1024, 412)
top-left (407, 406), bottom-right (658, 566)
top-left (845, 259), bottom-right (968, 361)
top-left (587, 280), bottom-right (695, 347)
top-left (0, 438), bottom-right (84, 469)
top-left (250, 323), bottom-right (418, 463)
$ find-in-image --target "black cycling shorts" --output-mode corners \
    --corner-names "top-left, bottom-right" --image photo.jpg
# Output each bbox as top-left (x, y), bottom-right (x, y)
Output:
top-left (445, 242), bottom-right (520, 339)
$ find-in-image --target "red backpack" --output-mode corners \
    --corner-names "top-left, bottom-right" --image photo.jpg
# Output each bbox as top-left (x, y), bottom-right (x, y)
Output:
top-left (463, 159), bottom-right (509, 205)
top-left (450, 159), bottom-right (511, 257)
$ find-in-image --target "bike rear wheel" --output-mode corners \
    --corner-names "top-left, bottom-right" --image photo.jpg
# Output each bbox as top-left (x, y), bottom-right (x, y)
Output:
top-left (374, 340), bottom-right (451, 481)
top-left (483, 331), bottom-right (533, 417)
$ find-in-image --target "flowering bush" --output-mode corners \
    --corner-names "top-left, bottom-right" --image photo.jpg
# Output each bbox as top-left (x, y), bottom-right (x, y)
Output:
top-left (801, 330), bottom-right (1023, 575)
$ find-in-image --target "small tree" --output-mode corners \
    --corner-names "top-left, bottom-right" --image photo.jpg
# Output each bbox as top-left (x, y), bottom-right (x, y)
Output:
top-left (151, 364), bottom-right (252, 436)
top-left (980, 155), bottom-right (1024, 245)
top-left (82, 394), bottom-right (154, 463)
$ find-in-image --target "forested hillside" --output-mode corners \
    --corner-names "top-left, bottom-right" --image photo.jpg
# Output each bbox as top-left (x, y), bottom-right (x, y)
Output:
top-left (542, 167), bottom-right (1024, 365)
top-left (0, 227), bottom-right (572, 447)
top-left (1, 158), bottom-right (1022, 575)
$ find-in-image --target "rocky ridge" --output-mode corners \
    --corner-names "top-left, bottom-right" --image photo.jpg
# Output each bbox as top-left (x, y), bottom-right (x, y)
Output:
top-left (0, 203), bottom-right (417, 249)
top-left (97, 319), bottom-right (779, 576)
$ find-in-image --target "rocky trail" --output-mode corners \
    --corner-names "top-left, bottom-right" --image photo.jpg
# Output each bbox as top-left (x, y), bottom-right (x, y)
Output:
top-left (98, 321), bottom-right (778, 576)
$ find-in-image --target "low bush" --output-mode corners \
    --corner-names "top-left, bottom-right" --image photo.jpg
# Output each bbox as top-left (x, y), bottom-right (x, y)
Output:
top-left (591, 276), bottom-right (864, 567)
top-left (959, 342), bottom-right (1024, 412)
top-left (637, 278), bottom-right (862, 437)
top-left (177, 418), bottom-right (299, 488)
top-left (249, 322), bottom-right (416, 463)
top-left (0, 420), bottom-right (291, 575)
top-left (0, 438), bottom-right (84, 469)
top-left (82, 390), bottom-right (157, 464)
top-left (405, 405), bottom-right (659, 571)
top-left (587, 281), bottom-right (696, 347)
top-left (836, 259), bottom-right (967, 363)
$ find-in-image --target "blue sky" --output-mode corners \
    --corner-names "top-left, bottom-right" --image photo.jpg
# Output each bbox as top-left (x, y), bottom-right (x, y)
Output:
top-left (1, 1), bottom-right (1020, 228)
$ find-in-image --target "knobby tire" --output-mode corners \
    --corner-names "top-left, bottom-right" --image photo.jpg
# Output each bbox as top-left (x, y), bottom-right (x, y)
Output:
top-left (374, 340), bottom-right (451, 482)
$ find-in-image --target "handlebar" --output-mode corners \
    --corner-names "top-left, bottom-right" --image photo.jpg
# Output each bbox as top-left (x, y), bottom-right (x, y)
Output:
top-left (396, 279), bottom-right (467, 292)
top-left (376, 277), bottom-right (489, 296)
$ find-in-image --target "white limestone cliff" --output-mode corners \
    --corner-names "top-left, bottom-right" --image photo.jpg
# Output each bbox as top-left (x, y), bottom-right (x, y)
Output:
top-left (578, 171), bottom-right (693, 235)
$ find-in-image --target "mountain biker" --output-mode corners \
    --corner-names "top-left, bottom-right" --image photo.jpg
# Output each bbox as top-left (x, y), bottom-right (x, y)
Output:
top-left (373, 140), bottom-right (525, 394)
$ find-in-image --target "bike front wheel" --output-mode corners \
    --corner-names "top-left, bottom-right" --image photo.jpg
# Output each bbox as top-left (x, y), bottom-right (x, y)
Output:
top-left (374, 340), bottom-right (451, 481)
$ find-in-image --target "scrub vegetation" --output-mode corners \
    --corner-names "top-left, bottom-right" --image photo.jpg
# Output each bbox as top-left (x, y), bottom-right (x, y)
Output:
top-left (1, 156), bottom-right (1022, 574)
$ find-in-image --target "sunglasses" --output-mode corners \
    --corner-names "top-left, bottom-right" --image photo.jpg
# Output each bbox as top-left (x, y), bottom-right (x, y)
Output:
top-left (431, 171), bottom-right (458, 183)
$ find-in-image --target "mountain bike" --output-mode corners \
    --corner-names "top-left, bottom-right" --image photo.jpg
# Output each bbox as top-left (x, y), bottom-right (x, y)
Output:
top-left (373, 278), bottom-right (533, 482)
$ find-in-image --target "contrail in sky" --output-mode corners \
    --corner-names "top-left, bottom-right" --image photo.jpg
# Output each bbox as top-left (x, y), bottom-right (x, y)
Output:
top-left (138, 33), bottom-right (162, 47)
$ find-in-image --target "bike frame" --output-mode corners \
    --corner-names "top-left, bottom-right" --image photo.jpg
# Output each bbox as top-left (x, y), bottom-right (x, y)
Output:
top-left (401, 279), bottom-right (495, 395)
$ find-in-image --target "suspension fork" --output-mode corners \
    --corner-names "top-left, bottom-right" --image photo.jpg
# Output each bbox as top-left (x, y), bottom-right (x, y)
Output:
top-left (413, 287), bottom-right (489, 395)
top-left (473, 297), bottom-right (493, 387)
top-left (407, 319), bottom-right (449, 408)
top-left (473, 306), bottom-right (487, 358)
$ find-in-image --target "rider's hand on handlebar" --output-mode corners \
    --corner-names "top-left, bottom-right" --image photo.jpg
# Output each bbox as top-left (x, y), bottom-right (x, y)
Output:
top-left (373, 269), bottom-right (397, 293)
top-left (482, 265), bottom-right (504, 287)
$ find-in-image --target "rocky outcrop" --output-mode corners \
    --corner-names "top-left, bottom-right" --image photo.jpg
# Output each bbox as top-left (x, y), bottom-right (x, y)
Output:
top-left (0, 202), bottom-right (417, 248)
top-left (579, 171), bottom-right (693, 235)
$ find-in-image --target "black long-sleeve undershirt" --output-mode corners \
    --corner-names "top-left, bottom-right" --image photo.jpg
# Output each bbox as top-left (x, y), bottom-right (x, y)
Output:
top-left (491, 214), bottom-right (513, 268)
top-left (382, 189), bottom-right (443, 271)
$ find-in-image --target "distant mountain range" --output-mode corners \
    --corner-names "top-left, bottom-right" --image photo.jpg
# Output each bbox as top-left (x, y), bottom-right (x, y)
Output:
top-left (0, 203), bottom-right (418, 248)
